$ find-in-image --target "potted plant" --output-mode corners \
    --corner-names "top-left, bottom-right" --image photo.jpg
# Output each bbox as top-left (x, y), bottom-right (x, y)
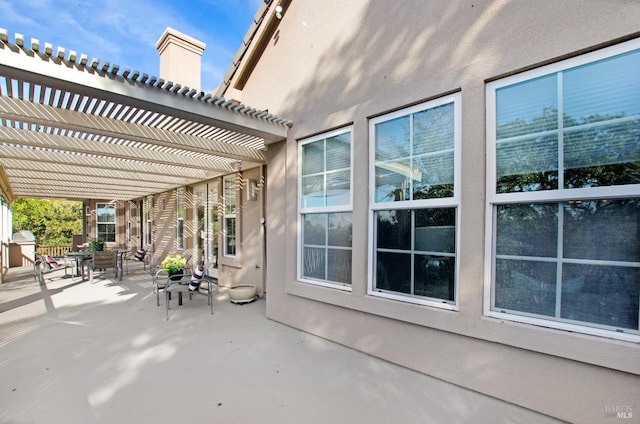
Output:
top-left (161, 254), bottom-right (187, 280)
top-left (90, 237), bottom-right (105, 252)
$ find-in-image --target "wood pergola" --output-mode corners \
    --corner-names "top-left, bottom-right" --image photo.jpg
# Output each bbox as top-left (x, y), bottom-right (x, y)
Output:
top-left (0, 29), bottom-right (290, 202)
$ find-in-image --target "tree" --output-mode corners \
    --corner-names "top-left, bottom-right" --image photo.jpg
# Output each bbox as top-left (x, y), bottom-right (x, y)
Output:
top-left (11, 199), bottom-right (82, 246)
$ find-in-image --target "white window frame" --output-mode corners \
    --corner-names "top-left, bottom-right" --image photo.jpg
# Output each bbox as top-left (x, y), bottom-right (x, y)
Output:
top-left (96, 202), bottom-right (116, 243)
top-left (368, 93), bottom-right (461, 310)
top-left (223, 175), bottom-right (237, 258)
top-left (146, 196), bottom-right (153, 247)
top-left (484, 39), bottom-right (640, 342)
top-left (297, 126), bottom-right (353, 290)
top-left (176, 188), bottom-right (184, 250)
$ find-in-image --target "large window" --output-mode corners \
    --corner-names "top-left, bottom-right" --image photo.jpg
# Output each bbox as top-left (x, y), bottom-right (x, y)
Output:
top-left (176, 188), bottom-right (184, 250)
top-left (486, 40), bottom-right (640, 340)
top-left (298, 127), bottom-right (353, 288)
top-left (146, 196), bottom-right (152, 247)
top-left (223, 175), bottom-right (237, 257)
top-left (96, 203), bottom-right (116, 243)
top-left (370, 94), bottom-right (461, 307)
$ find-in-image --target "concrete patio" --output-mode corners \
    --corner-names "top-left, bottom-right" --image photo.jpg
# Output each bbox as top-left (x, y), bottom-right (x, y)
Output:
top-left (0, 263), bottom-right (562, 424)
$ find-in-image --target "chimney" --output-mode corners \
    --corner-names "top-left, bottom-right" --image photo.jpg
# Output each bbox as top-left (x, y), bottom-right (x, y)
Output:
top-left (156, 27), bottom-right (206, 92)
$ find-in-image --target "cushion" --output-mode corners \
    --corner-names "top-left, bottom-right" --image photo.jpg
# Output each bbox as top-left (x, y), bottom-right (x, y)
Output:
top-left (44, 255), bottom-right (61, 268)
top-left (189, 264), bottom-right (205, 291)
top-left (191, 264), bottom-right (204, 281)
top-left (133, 249), bottom-right (145, 261)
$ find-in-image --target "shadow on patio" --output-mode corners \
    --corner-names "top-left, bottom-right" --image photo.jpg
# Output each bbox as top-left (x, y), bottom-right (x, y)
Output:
top-left (0, 263), bottom-right (562, 424)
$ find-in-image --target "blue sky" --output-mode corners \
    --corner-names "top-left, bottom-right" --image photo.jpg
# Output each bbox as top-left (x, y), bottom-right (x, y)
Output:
top-left (0, 0), bottom-right (264, 93)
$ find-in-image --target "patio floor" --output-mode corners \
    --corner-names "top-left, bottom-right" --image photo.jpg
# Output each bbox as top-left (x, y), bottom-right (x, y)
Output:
top-left (0, 263), bottom-right (563, 424)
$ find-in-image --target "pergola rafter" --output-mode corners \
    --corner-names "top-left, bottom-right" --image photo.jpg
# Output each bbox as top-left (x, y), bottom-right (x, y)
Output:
top-left (0, 30), bottom-right (290, 201)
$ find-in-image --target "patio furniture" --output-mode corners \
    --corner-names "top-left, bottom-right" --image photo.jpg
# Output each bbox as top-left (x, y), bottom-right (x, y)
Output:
top-left (126, 249), bottom-right (149, 274)
top-left (65, 251), bottom-right (93, 280)
top-left (39, 254), bottom-right (73, 278)
top-left (33, 259), bottom-right (53, 285)
top-left (89, 250), bottom-right (118, 283)
top-left (152, 268), bottom-right (169, 307)
top-left (114, 249), bottom-right (130, 281)
top-left (165, 271), bottom-right (214, 320)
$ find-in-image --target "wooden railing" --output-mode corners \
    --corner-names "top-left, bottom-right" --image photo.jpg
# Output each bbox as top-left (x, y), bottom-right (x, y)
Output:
top-left (36, 245), bottom-right (72, 257)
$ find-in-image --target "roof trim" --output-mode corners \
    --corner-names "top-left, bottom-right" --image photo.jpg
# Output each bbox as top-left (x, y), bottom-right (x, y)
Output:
top-left (217, 0), bottom-right (291, 97)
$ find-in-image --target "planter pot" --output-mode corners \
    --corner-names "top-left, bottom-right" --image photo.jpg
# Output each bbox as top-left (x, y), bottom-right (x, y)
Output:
top-left (168, 270), bottom-right (185, 281)
top-left (229, 284), bottom-right (257, 304)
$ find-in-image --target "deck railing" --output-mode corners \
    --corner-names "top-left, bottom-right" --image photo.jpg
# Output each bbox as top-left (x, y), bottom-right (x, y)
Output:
top-left (36, 245), bottom-right (72, 257)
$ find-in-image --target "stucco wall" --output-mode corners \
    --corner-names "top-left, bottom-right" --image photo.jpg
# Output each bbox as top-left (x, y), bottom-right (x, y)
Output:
top-left (234, 1), bottom-right (640, 422)
top-left (218, 166), bottom-right (267, 293)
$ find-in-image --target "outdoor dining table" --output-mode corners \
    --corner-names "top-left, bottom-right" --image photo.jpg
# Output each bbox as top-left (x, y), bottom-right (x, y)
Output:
top-left (65, 250), bottom-right (92, 280)
top-left (65, 249), bottom-right (130, 281)
top-left (115, 249), bottom-right (130, 281)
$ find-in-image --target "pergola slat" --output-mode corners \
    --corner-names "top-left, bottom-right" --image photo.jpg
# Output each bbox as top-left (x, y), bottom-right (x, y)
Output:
top-left (0, 34), bottom-right (291, 201)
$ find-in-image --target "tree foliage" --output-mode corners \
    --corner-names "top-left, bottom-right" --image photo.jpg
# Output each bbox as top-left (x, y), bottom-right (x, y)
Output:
top-left (11, 199), bottom-right (82, 246)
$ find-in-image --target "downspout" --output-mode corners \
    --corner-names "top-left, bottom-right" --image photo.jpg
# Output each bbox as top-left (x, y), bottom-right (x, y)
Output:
top-left (260, 164), bottom-right (267, 297)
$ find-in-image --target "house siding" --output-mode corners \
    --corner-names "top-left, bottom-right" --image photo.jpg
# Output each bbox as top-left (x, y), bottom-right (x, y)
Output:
top-left (228, 1), bottom-right (640, 422)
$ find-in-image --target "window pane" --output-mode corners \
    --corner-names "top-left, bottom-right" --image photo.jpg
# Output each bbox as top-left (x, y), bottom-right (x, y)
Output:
top-left (415, 255), bottom-right (455, 301)
top-left (177, 219), bottom-right (184, 250)
top-left (303, 214), bottom-right (326, 246)
top-left (495, 259), bottom-right (557, 316)
top-left (496, 74), bottom-right (558, 139)
top-left (325, 170), bottom-right (350, 206)
top-left (496, 203), bottom-right (558, 257)
top-left (97, 223), bottom-right (115, 242)
top-left (302, 175), bottom-right (324, 207)
top-left (224, 179), bottom-right (236, 214)
top-left (328, 213), bottom-right (352, 247)
top-left (225, 218), bottom-right (236, 256)
top-left (97, 204), bottom-right (115, 223)
top-left (302, 213), bottom-right (352, 285)
top-left (561, 263), bottom-right (639, 330)
top-left (563, 50), bottom-right (640, 128)
top-left (375, 159), bottom-right (411, 202)
top-left (303, 247), bottom-right (325, 280)
top-left (327, 248), bottom-right (351, 284)
top-left (414, 152), bottom-right (454, 199)
top-left (563, 199), bottom-right (640, 262)
top-left (375, 116), bottom-right (410, 161)
top-left (497, 135), bottom-right (558, 193)
top-left (326, 134), bottom-right (350, 171)
top-left (413, 103), bottom-right (454, 155)
top-left (375, 251), bottom-right (411, 294)
top-left (376, 210), bottom-right (411, 250)
top-left (414, 208), bottom-right (456, 253)
top-left (302, 141), bottom-right (324, 175)
top-left (564, 120), bottom-right (640, 188)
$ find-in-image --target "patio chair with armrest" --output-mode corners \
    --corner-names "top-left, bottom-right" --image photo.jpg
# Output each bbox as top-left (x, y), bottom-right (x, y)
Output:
top-left (39, 254), bottom-right (74, 278)
top-left (89, 250), bottom-right (118, 283)
top-left (165, 263), bottom-right (214, 320)
top-left (152, 268), bottom-right (169, 306)
top-left (126, 248), bottom-right (149, 274)
top-left (33, 259), bottom-right (53, 285)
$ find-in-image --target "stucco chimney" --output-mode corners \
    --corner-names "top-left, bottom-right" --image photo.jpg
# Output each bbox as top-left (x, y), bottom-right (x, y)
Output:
top-left (156, 27), bottom-right (206, 92)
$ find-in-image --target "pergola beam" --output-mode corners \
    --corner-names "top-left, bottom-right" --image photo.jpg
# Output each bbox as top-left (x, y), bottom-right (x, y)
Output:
top-left (0, 96), bottom-right (266, 163)
top-left (0, 44), bottom-right (288, 142)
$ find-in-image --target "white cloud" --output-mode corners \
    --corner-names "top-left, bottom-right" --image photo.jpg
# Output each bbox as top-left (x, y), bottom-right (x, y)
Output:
top-left (0, 0), bottom-right (261, 92)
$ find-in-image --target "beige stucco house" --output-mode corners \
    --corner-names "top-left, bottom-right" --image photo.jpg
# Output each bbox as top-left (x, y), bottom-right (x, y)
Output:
top-left (0, 1), bottom-right (638, 422)
top-left (215, 1), bottom-right (640, 423)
